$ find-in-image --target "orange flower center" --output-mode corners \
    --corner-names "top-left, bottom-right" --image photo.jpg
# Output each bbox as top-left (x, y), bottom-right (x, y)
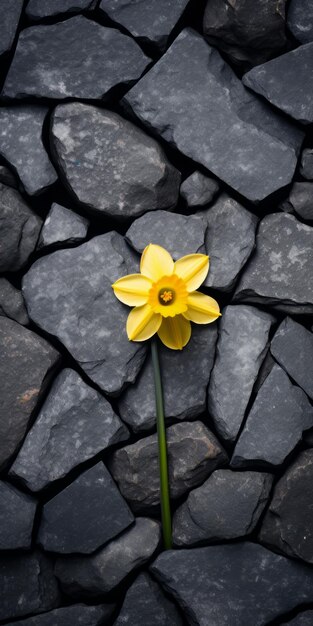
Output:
top-left (159, 289), bottom-right (174, 305)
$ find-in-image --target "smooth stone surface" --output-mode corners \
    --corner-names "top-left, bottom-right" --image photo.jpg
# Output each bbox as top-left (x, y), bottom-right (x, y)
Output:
top-left (300, 148), bottom-right (313, 180)
top-left (286, 182), bottom-right (313, 221)
top-left (271, 317), bottom-right (313, 400)
top-left (38, 203), bottom-right (89, 249)
top-left (180, 170), bottom-right (219, 208)
top-left (26, 0), bottom-right (97, 20)
top-left (118, 325), bottom-right (217, 432)
top-left (109, 421), bottom-right (227, 511)
top-left (231, 364), bottom-right (313, 468)
top-left (208, 305), bottom-right (274, 442)
top-left (0, 279), bottom-right (29, 326)
top-left (0, 106), bottom-right (57, 195)
top-left (55, 518), bottom-right (160, 596)
top-left (151, 542), bottom-right (313, 626)
top-left (0, 317), bottom-right (60, 470)
top-left (5, 604), bottom-right (114, 626)
top-left (123, 29), bottom-right (303, 203)
top-left (0, 164), bottom-right (17, 188)
top-left (2, 16), bottom-right (150, 100)
top-left (234, 213), bottom-right (313, 314)
top-left (0, 183), bottom-right (42, 272)
top-left (22, 232), bottom-right (146, 396)
top-left (38, 462), bottom-right (134, 554)
top-left (10, 368), bottom-right (129, 492)
top-left (0, 0), bottom-right (23, 56)
top-left (51, 103), bottom-right (180, 219)
top-left (259, 449), bottom-right (313, 564)
top-left (0, 481), bottom-right (37, 550)
top-left (243, 43), bottom-right (313, 125)
top-left (173, 470), bottom-right (273, 546)
top-left (287, 0), bottom-right (313, 44)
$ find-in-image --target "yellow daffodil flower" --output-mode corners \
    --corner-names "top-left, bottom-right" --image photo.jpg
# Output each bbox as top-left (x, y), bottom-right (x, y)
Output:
top-left (112, 243), bottom-right (221, 350)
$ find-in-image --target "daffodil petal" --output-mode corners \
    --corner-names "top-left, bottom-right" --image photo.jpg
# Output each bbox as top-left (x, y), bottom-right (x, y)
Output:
top-left (112, 274), bottom-right (152, 306)
top-left (173, 254), bottom-right (209, 292)
top-left (183, 291), bottom-right (221, 324)
top-left (158, 315), bottom-right (191, 350)
top-left (140, 244), bottom-right (174, 281)
top-left (126, 304), bottom-right (161, 342)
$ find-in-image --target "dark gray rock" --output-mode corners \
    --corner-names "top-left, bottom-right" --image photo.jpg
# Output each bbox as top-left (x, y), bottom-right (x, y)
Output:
top-left (243, 43), bottom-right (313, 125)
top-left (109, 421), bottom-right (227, 511)
top-left (0, 0), bottom-right (23, 57)
top-left (259, 449), bottom-right (313, 564)
top-left (287, 0), bottom-right (313, 44)
top-left (180, 171), bottom-right (219, 208)
top-left (0, 106), bottom-right (57, 195)
top-left (0, 164), bottom-right (17, 188)
top-left (0, 183), bottom-right (42, 272)
top-left (0, 552), bottom-right (60, 622)
top-left (0, 481), bottom-right (37, 550)
top-left (285, 182), bottom-right (313, 221)
top-left (151, 542), bottom-right (313, 626)
top-left (208, 305), bottom-right (275, 442)
top-left (10, 368), bottom-right (129, 492)
top-left (203, 0), bottom-right (287, 66)
top-left (253, 349), bottom-right (276, 394)
top-left (51, 103), bottom-right (180, 219)
top-left (271, 317), bottom-right (313, 400)
top-left (26, 0), bottom-right (97, 20)
top-left (5, 604), bottom-right (114, 626)
top-left (300, 148), bottom-right (313, 180)
top-left (22, 232), bottom-right (146, 396)
top-left (0, 279), bottom-right (29, 326)
top-left (114, 573), bottom-right (183, 626)
top-left (0, 317), bottom-right (60, 470)
top-left (55, 518), bottom-right (160, 596)
top-left (234, 213), bottom-right (313, 314)
top-left (38, 204), bottom-right (89, 249)
top-left (173, 470), bottom-right (273, 546)
top-left (282, 611), bottom-right (313, 625)
top-left (123, 29), bottom-right (303, 203)
top-left (231, 364), bottom-right (313, 468)
top-left (38, 462), bottom-right (134, 554)
top-left (2, 16), bottom-right (150, 100)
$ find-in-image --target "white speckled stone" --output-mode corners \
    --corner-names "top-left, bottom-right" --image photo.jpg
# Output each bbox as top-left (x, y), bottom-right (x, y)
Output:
top-left (38, 203), bottom-right (89, 249)
top-left (287, 0), bottom-right (313, 44)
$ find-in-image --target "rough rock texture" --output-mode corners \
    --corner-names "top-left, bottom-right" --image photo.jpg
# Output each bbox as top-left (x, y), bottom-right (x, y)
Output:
top-left (38, 204), bottom-right (89, 249)
top-left (5, 604), bottom-right (115, 626)
top-left (0, 164), bottom-right (17, 188)
top-left (208, 305), bottom-right (275, 442)
top-left (300, 148), bottom-right (313, 180)
top-left (0, 317), bottom-right (60, 470)
top-left (109, 421), bottom-right (227, 511)
top-left (22, 232), bottom-right (146, 395)
top-left (55, 518), bottom-right (160, 597)
top-left (2, 16), bottom-right (150, 100)
top-left (10, 368), bottom-right (128, 492)
top-left (0, 481), bottom-right (37, 550)
top-left (287, 0), bottom-right (313, 44)
top-left (123, 29), bottom-right (303, 203)
top-left (26, 0), bottom-right (97, 20)
top-left (51, 103), bottom-right (180, 219)
top-left (234, 213), bottom-right (313, 314)
top-left (0, 279), bottom-right (29, 325)
top-left (285, 182), bottom-right (313, 221)
top-left (151, 542), bottom-right (313, 626)
top-left (173, 470), bottom-right (273, 546)
top-left (282, 611), bottom-right (313, 625)
top-left (180, 171), bottom-right (219, 208)
top-left (0, 0), bottom-right (23, 57)
top-left (270, 318), bottom-right (313, 400)
top-left (231, 364), bottom-right (313, 468)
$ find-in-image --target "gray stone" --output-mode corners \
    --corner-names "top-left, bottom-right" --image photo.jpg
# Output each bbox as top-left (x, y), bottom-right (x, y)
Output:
top-left (10, 369), bottom-right (129, 492)
top-left (123, 29), bottom-right (303, 203)
top-left (243, 43), bottom-right (313, 125)
top-left (55, 518), bottom-right (160, 597)
top-left (285, 182), bottom-right (313, 221)
top-left (231, 364), bottom-right (313, 468)
top-left (287, 0), bottom-right (313, 44)
top-left (51, 103), bottom-right (180, 219)
top-left (2, 16), bottom-right (150, 100)
top-left (0, 164), bottom-right (17, 188)
top-left (151, 542), bottom-right (313, 626)
top-left (0, 279), bottom-right (29, 326)
top-left (253, 349), bottom-right (276, 394)
top-left (0, 183), bottom-right (42, 272)
top-left (109, 421), bottom-right (228, 511)
top-left (26, 0), bottom-right (97, 20)
top-left (271, 317), bottom-right (313, 400)
top-left (0, 317), bottom-right (60, 470)
top-left (0, 106), bottom-right (58, 195)
top-left (38, 203), bottom-right (89, 249)
top-left (234, 213), bottom-right (313, 314)
top-left (180, 171), bottom-right (219, 208)
top-left (5, 604), bottom-right (115, 626)
top-left (208, 305), bottom-right (275, 442)
top-left (300, 148), bottom-right (313, 180)
top-left (22, 232), bottom-right (146, 396)
top-left (173, 470), bottom-right (273, 546)
top-left (282, 611), bottom-right (313, 625)
top-left (0, 481), bottom-right (37, 550)
top-left (0, 0), bottom-right (23, 57)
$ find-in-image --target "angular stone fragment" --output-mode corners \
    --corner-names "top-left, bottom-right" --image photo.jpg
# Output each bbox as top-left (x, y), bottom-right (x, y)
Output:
top-left (2, 16), bottom-right (150, 100)
top-left (0, 106), bottom-right (57, 195)
top-left (0, 279), bottom-right (29, 326)
top-left (285, 182), bottom-right (313, 221)
top-left (234, 213), bottom-right (313, 314)
top-left (0, 481), bottom-right (37, 550)
top-left (0, 317), bottom-right (60, 469)
top-left (231, 364), bottom-right (313, 468)
top-left (22, 232), bottom-right (146, 395)
top-left (0, 164), bottom-right (17, 188)
top-left (123, 29), bottom-right (303, 203)
top-left (271, 318), bottom-right (313, 400)
top-left (5, 604), bottom-right (115, 626)
top-left (180, 170), bottom-right (219, 208)
top-left (55, 518), bottom-right (160, 596)
top-left (0, 0), bottom-right (23, 57)
top-left (38, 204), bottom-right (89, 249)
top-left (109, 421), bottom-right (227, 511)
top-left (300, 148), bottom-right (313, 180)
top-left (26, 0), bottom-right (96, 20)
top-left (51, 103), bottom-right (180, 219)
top-left (38, 462), bottom-right (134, 554)
top-left (287, 0), bottom-right (313, 44)
top-left (208, 305), bottom-right (274, 442)
top-left (151, 542), bottom-right (313, 626)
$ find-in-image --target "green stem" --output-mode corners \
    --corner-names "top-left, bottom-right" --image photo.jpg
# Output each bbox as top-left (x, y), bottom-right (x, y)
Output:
top-left (151, 337), bottom-right (172, 550)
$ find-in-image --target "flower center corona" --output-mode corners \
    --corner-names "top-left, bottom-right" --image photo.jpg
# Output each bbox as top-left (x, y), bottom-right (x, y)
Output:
top-left (159, 288), bottom-right (174, 305)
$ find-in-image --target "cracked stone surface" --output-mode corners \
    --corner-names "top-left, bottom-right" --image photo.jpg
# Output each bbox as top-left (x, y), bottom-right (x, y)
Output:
top-left (270, 317), bottom-right (313, 400)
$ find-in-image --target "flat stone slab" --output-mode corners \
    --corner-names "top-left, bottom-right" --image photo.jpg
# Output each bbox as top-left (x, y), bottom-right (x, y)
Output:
top-left (0, 481), bottom-right (37, 550)
top-left (26, 0), bottom-right (96, 20)
top-left (287, 0), bottom-right (313, 44)
top-left (270, 317), bottom-right (313, 400)
top-left (38, 203), bottom-right (89, 249)
top-left (123, 29), bottom-right (303, 203)
top-left (0, 0), bottom-right (23, 57)
top-left (2, 16), bottom-right (150, 100)
top-left (180, 170), bottom-right (219, 208)
top-left (5, 604), bottom-right (114, 626)
top-left (0, 279), bottom-right (29, 326)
